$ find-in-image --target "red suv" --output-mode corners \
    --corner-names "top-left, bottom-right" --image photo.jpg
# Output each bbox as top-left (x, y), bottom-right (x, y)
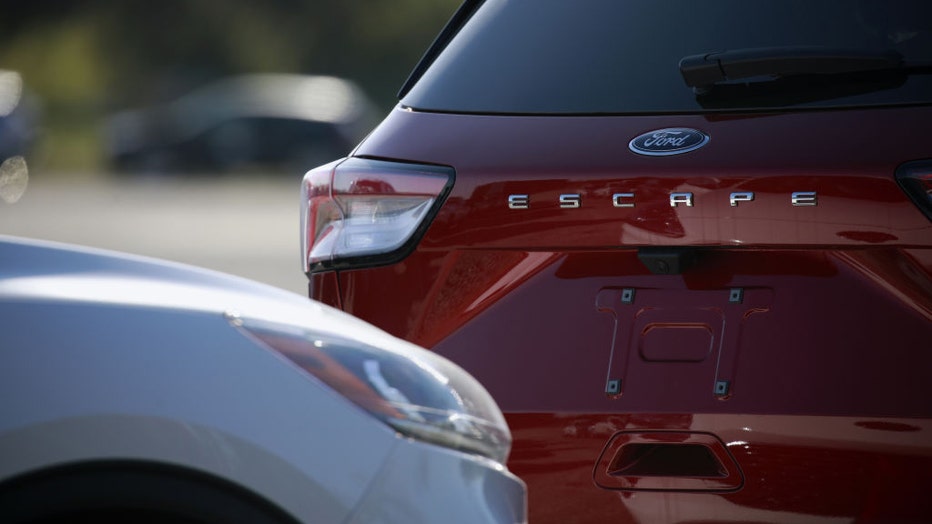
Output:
top-left (301, 1), bottom-right (932, 522)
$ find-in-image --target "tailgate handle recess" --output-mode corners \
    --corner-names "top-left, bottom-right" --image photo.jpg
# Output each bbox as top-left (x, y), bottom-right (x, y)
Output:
top-left (594, 431), bottom-right (744, 492)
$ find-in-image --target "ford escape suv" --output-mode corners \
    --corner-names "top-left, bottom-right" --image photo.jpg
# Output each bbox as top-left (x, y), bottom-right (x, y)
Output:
top-left (300, 1), bottom-right (932, 522)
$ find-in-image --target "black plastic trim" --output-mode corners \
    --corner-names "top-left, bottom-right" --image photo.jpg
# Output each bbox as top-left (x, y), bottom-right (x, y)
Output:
top-left (397, 0), bottom-right (486, 100)
top-left (637, 247), bottom-right (700, 275)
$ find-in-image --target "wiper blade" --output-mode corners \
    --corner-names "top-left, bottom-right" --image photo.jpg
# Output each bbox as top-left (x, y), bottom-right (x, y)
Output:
top-left (679, 46), bottom-right (929, 92)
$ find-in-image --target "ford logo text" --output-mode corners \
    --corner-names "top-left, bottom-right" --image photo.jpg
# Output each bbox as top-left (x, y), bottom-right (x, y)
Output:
top-left (629, 128), bottom-right (709, 156)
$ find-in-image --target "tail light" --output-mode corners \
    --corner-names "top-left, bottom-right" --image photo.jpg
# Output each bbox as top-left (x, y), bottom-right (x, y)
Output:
top-left (897, 161), bottom-right (932, 222)
top-left (301, 158), bottom-right (454, 273)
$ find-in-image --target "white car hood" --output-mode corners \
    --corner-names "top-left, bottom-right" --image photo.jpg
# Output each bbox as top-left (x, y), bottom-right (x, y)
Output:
top-left (0, 235), bottom-right (391, 347)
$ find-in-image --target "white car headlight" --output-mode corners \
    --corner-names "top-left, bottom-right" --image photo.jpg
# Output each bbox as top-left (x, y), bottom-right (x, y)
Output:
top-left (231, 316), bottom-right (512, 464)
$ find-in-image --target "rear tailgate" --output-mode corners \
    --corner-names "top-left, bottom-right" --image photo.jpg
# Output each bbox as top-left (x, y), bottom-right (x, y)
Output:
top-left (334, 105), bottom-right (932, 522)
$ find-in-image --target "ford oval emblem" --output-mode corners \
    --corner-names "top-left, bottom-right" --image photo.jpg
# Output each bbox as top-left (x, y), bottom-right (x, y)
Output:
top-left (629, 128), bottom-right (709, 156)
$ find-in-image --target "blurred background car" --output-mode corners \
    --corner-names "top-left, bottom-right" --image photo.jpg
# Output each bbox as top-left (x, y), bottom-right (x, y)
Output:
top-left (0, 70), bottom-right (40, 165)
top-left (0, 235), bottom-right (526, 524)
top-left (103, 74), bottom-right (378, 175)
top-left (0, 1), bottom-right (462, 294)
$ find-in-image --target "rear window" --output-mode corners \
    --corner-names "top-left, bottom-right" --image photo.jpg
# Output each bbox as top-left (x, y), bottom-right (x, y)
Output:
top-left (402, 0), bottom-right (932, 114)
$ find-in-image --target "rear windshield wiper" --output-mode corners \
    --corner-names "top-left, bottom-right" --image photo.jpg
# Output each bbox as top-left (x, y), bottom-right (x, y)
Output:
top-left (679, 46), bottom-right (931, 94)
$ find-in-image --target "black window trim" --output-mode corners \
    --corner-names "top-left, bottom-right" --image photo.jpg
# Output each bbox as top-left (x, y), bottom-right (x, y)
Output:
top-left (397, 0), bottom-right (486, 100)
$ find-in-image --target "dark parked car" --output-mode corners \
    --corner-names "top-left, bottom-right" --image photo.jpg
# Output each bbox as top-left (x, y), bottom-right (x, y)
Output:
top-left (104, 74), bottom-right (378, 175)
top-left (301, 1), bottom-right (932, 522)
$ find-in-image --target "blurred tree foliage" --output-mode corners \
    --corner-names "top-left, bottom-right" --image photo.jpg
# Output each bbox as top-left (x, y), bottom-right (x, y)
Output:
top-left (0, 0), bottom-right (461, 171)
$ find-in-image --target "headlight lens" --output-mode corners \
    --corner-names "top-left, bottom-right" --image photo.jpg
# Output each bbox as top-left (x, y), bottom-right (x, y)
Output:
top-left (232, 316), bottom-right (512, 464)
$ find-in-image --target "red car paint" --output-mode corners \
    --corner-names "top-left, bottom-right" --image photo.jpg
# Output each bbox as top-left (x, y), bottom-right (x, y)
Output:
top-left (305, 107), bottom-right (932, 522)
top-left (303, 2), bottom-right (932, 521)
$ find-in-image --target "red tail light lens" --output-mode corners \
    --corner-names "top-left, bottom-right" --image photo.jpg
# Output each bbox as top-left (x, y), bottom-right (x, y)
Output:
top-left (897, 161), bottom-right (932, 222)
top-left (301, 158), bottom-right (453, 273)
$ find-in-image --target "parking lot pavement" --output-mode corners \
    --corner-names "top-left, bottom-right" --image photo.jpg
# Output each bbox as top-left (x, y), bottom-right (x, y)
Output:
top-left (0, 173), bottom-right (309, 296)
